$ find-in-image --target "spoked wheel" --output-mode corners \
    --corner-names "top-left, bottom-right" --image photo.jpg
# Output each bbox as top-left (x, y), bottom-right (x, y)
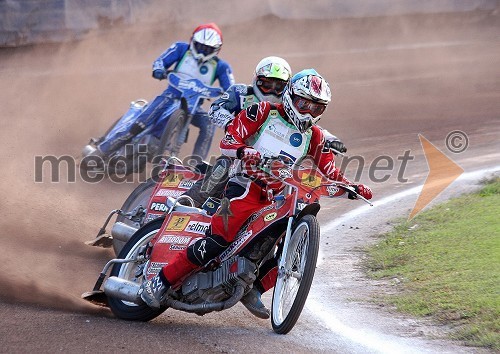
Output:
top-left (108, 218), bottom-right (166, 321)
top-left (271, 214), bottom-right (320, 334)
top-left (113, 177), bottom-right (157, 255)
top-left (158, 109), bottom-right (188, 157)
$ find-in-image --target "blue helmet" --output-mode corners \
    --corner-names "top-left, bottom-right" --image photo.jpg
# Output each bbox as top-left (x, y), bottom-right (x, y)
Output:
top-left (282, 69), bottom-right (331, 133)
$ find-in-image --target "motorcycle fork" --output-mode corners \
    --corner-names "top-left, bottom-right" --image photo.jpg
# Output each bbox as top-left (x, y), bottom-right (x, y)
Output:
top-left (276, 186), bottom-right (297, 274)
top-left (277, 217), bottom-right (294, 274)
top-left (177, 113), bottom-right (192, 146)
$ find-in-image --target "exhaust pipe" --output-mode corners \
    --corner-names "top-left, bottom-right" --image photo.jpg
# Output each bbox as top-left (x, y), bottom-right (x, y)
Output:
top-left (103, 276), bottom-right (246, 313)
top-left (111, 222), bottom-right (138, 243)
top-left (103, 276), bottom-right (142, 304)
top-left (165, 284), bottom-right (245, 314)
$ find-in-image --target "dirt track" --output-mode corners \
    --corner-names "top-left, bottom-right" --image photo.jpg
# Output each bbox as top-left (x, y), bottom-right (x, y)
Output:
top-left (0, 10), bottom-right (499, 353)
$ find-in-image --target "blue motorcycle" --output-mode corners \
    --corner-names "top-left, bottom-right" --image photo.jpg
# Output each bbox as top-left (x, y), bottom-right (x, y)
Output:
top-left (81, 72), bottom-right (223, 176)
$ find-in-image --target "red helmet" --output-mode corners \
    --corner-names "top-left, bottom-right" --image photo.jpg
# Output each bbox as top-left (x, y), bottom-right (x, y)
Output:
top-left (190, 23), bottom-right (223, 62)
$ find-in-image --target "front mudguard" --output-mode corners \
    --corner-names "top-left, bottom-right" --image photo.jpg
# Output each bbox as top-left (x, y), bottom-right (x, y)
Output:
top-left (295, 203), bottom-right (321, 222)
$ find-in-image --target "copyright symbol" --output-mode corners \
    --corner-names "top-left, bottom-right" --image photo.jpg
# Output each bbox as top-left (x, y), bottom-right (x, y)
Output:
top-left (446, 130), bottom-right (468, 153)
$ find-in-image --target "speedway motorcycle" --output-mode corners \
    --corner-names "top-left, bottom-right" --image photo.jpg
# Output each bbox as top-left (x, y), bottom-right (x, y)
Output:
top-left (80, 72), bottom-right (223, 176)
top-left (88, 149), bottom-right (347, 255)
top-left (87, 156), bottom-right (208, 255)
top-left (83, 156), bottom-right (372, 334)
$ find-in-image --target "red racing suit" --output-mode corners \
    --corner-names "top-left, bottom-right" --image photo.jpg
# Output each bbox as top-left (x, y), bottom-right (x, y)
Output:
top-left (213, 102), bottom-right (347, 235)
top-left (161, 102), bottom-right (349, 285)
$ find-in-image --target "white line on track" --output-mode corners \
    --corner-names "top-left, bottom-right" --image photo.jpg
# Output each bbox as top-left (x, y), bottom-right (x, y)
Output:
top-left (307, 166), bottom-right (499, 353)
top-left (322, 166), bottom-right (500, 235)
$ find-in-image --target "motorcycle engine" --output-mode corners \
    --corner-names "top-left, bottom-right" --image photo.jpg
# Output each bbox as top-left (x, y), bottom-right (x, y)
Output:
top-left (181, 256), bottom-right (256, 304)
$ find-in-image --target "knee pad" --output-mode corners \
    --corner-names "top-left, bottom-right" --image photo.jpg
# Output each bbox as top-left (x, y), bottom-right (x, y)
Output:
top-left (187, 234), bottom-right (230, 266)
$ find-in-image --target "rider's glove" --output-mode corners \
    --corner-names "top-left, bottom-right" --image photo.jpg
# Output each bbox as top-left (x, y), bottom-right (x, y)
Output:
top-left (348, 184), bottom-right (373, 200)
top-left (152, 69), bottom-right (167, 80)
top-left (237, 147), bottom-right (261, 165)
top-left (208, 105), bottom-right (235, 130)
top-left (325, 139), bottom-right (347, 154)
top-left (130, 122), bottom-right (146, 136)
top-left (322, 129), bottom-right (347, 154)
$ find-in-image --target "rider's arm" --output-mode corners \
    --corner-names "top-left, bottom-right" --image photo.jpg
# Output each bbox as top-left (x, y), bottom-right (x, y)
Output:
top-left (220, 102), bottom-right (269, 157)
top-left (208, 84), bottom-right (246, 129)
top-left (308, 126), bottom-right (348, 183)
top-left (309, 126), bottom-right (373, 200)
top-left (152, 42), bottom-right (189, 79)
top-left (215, 59), bottom-right (235, 91)
top-left (319, 127), bottom-right (347, 154)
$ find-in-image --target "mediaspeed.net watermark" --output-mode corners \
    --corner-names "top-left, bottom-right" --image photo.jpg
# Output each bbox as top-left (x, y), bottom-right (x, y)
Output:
top-left (34, 131), bottom-right (470, 219)
top-left (33, 149), bottom-right (418, 185)
top-left (33, 130), bottom-right (469, 186)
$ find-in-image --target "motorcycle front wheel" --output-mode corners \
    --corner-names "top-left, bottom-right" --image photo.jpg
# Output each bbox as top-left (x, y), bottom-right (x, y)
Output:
top-left (113, 177), bottom-right (157, 255)
top-left (158, 109), bottom-right (188, 157)
top-left (108, 218), bottom-right (166, 321)
top-left (271, 214), bottom-right (320, 334)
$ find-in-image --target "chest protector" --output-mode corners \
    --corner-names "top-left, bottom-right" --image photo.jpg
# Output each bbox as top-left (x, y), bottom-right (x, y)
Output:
top-left (247, 110), bottom-right (312, 165)
top-left (174, 50), bottom-right (218, 85)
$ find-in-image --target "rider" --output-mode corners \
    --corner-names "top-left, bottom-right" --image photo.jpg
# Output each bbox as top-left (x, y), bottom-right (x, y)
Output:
top-left (96, 23), bottom-right (235, 160)
top-left (182, 58), bottom-right (348, 318)
top-left (139, 69), bottom-right (373, 317)
top-left (184, 56), bottom-right (347, 207)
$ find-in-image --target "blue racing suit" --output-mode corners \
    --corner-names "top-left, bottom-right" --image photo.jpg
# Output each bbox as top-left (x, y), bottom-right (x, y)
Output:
top-left (98, 41), bottom-right (234, 160)
top-left (208, 84), bottom-right (258, 129)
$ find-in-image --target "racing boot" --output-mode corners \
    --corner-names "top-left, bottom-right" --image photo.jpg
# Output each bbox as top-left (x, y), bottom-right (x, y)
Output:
top-left (138, 272), bottom-right (170, 309)
top-left (241, 287), bottom-right (270, 319)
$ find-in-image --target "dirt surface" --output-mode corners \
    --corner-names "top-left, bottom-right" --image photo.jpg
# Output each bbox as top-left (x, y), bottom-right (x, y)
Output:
top-left (0, 9), bottom-right (499, 353)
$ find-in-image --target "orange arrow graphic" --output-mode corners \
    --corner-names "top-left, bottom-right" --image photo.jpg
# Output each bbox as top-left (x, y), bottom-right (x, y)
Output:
top-left (409, 134), bottom-right (464, 220)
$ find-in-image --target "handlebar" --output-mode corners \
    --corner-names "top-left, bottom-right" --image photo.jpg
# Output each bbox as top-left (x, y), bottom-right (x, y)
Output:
top-left (167, 72), bottom-right (223, 99)
top-left (336, 184), bottom-right (374, 206)
top-left (331, 147), bottom-right (346, 157)
top-left (255, 155), bottom-right (373, 206)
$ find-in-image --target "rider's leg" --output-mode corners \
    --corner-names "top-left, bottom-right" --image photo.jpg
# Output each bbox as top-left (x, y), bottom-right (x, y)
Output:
top-left (98, 93), bottom-right (173, 156)
top-left (182, 155), bottom-right (231, 207)
top-left (254, 258), bottom-right (278, 294)
top-left (190, 112), bottom-right (216, 160)
top-left (143, 181), bottom-right (270, 311)
top-left (209, 181), bottom-right (272, 319)
top-left (240, 259), bottom-right (276, 319)
top-left (160, 181), bottom-right (266, 284)
top-left (138, 270), bottom-right (171, 309)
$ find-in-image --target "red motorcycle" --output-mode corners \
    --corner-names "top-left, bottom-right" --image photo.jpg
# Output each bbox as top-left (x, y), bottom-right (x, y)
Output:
top-left (87, 157), bottom-right (207, 254)
top-left (83, 156), bottom-right (371, 334)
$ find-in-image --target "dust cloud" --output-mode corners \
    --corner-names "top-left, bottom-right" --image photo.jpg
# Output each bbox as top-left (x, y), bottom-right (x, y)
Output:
top-left (0, 7), bottom-right (498, 311)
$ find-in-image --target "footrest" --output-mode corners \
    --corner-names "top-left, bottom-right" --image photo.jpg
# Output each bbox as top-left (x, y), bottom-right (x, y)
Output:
top-left (85, 234), bottom-right (113, 248)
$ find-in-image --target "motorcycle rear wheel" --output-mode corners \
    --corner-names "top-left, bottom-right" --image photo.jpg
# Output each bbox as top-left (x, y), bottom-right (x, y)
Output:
top-left (113, 177), bottom-right (157, 255)
top-left (271, 214), bottom-right (320, 334)
top-left (108, 218), bottom-right (166, 321)
top-left (158, 109), bottom-right (188, 157)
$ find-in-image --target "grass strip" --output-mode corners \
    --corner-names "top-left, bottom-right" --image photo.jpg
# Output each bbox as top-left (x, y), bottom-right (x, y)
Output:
top-left (365, 178), bottom-right (500, 349)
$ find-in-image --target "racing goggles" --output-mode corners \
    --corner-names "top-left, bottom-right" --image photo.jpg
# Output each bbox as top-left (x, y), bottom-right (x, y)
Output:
top-left (292, 96), bottom-right (327, 118)
top-left (256, 77), bottom-right (288, 95)
top-left (194, 41), bottom-right (218, 56)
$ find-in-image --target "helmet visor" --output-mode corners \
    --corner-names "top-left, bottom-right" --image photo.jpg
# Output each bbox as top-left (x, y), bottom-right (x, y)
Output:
top-left (292, 96), bottom-right (327, 118)
top-left (194, 41), bottom-right (218, 57)
top-left (256, 77), bottom-right (288, 96)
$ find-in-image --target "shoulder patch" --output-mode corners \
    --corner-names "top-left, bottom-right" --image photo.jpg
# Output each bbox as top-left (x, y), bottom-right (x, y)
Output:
top-left (234, 84), bottom-right (248, 94)
top-left (245, 103), bottom-right (259, 122)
